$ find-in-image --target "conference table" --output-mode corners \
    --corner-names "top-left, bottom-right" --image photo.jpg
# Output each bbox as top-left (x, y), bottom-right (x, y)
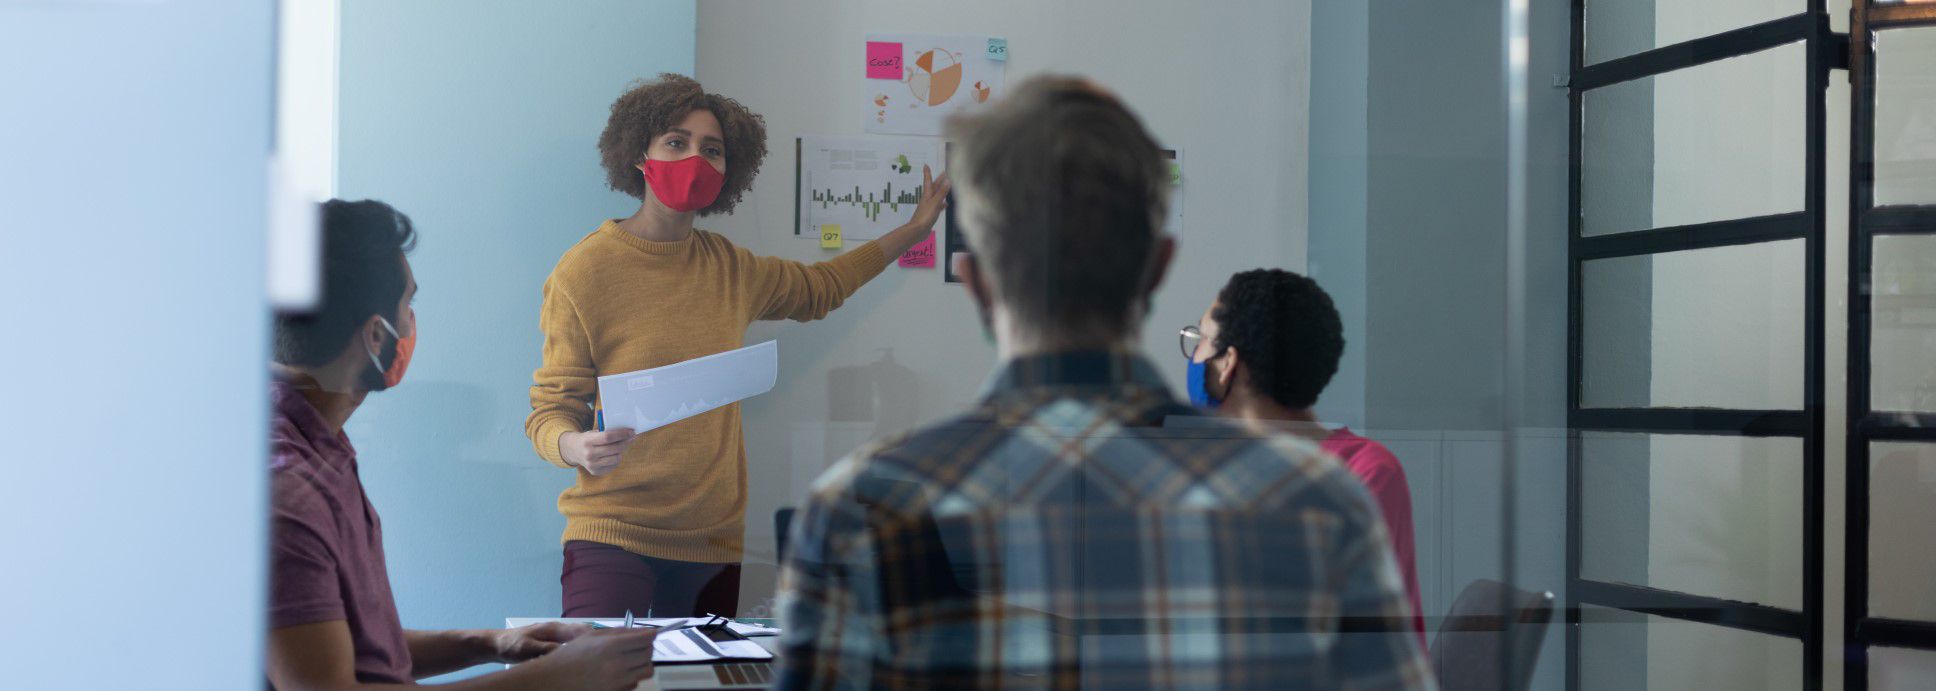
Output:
top-left (505, 617), bottom-right (782, 691)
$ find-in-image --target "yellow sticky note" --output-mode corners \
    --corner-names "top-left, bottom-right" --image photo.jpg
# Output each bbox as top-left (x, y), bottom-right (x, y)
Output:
top-left (821, 224), bottom-right (843, 249)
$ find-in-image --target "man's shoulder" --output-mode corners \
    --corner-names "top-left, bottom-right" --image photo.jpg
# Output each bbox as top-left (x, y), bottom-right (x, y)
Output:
top-left (1322, 428), bottom-right (1407, 479)
top-left (268, 423), bottom-right (355, 521)
top-left (804, 407), bottom-right (1003, 502)
top-left (807, 403), bottom-right (1367, 514)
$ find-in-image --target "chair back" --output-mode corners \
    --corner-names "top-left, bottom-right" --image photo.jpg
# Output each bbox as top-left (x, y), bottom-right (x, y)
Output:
top-left (774, 507), bottom-right (797, 563)
top-left (1429, 579), bottom-right (1555, 691)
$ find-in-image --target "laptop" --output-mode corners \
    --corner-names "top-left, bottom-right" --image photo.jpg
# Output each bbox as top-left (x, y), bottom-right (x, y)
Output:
top-left (656, 659), bottom-right (776, 689)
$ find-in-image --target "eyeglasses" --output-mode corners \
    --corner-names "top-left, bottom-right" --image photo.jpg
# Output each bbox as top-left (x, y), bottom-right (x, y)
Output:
top-left (1179, 325), bottom-right (1204, 361)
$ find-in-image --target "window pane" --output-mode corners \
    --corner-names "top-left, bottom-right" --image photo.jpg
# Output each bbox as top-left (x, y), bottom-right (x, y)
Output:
top-left (1583, 0), bottom-right (1798, 65)
top-left (1875, 27), bottom-right (1936, 206)
top-left (1872, 647), bottom-right (1936, 691)
top-left (1870, 442), bottom-right (1936, 620)
top-left (1581, 433), bottom-right (1803, 609)
top-left (1581, 240), bottom-right (1806, 409)
top-left (1873, 235), bottom-right (1936, 412)
top-left (1577, 605), bottom-right (1803, 691)
top-left (1581, 42), bottom-right (1806, 237)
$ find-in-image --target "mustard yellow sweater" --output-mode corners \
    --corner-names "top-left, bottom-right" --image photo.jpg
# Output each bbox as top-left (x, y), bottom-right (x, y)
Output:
top-left (526, 221), bottom-right (889, 563)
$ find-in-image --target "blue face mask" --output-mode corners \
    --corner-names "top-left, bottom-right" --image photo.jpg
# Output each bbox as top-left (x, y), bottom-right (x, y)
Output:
top-left (1186, 357), bottom-right (1223, 409)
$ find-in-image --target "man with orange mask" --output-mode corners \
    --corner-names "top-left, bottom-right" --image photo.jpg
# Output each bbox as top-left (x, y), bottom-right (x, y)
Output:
top-left (266, 200), bottom-right (659, 691)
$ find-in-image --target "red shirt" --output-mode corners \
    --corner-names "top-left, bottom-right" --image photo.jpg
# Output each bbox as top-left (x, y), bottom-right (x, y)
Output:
top-left (1321, 428), bottom-right (1426, 642)
top-left (268, 378), bottom-right (412, 684)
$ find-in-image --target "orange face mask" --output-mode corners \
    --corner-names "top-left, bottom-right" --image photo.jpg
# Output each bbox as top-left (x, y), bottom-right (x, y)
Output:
top-left (366, 311), bottom-right (416, 390)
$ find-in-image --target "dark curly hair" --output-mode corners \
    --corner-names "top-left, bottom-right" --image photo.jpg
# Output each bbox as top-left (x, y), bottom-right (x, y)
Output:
top-left (597, 73), bottom-right (767, 216)
top-left (1211, 269), bottom-right (1345, 410)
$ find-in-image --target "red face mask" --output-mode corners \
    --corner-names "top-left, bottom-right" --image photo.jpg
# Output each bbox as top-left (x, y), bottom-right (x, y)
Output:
top-left (638, 156), bottom-right (725, 213)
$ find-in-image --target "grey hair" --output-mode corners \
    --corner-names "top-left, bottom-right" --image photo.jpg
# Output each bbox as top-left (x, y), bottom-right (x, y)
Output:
top-left (945, 75), bottom-right (1170, 343)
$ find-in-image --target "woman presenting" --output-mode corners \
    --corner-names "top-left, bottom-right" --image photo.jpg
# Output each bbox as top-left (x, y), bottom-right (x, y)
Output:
top-left (525, 74), bottom-right (947, 618)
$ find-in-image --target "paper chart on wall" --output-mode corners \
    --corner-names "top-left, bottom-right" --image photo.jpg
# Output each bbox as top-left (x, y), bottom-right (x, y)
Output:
top-left (864, 34), bottom-right (1007, 136)
top-left (1162, 148), bottom-right (1186, 237)
top-left (795, 135), bottom-right (946, 242)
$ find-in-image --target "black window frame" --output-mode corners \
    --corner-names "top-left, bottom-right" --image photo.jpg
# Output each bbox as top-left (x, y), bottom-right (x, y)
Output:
top-left (1845, 2), bottom-right (1936, 689)
top-left (1565, 3), bottom-right (1844, 690)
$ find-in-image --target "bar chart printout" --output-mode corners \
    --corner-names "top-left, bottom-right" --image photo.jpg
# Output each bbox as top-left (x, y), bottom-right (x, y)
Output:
top-left (796, 135), bottom-right (945, 242)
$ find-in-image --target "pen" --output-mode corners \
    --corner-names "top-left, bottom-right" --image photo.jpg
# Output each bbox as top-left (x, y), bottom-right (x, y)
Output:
top-left (596, 410), bottom-right (604, 432)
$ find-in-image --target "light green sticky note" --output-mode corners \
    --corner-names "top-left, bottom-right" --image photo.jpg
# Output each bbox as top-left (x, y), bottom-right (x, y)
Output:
top-left (986, 37), bottom-right (1008, 61)
top-left (821, 224), bottom-right (843, 249)
top-left (1169, 162), bottom-right (1183, 186)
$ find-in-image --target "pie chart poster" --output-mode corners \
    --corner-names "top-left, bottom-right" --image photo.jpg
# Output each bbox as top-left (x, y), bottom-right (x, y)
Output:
top-left (864, 34), bottom-right (1008, 136)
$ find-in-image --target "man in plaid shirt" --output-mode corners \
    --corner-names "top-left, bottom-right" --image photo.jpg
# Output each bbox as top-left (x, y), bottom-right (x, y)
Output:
top-left (775, 75), bottom-right (1434, 691)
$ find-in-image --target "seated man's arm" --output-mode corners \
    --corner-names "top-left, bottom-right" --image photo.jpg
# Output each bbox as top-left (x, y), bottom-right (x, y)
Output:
top-left (268, 621), bottom-right (656, 691)
top-left (402, 629), bottom-right (496, 680)
top-left (404, 623), bottom-right (591, 680)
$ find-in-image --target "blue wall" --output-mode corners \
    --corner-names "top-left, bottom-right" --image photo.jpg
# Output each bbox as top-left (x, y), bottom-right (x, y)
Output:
top-left (336, 0), bottom-right (696, 650)
top-left (0, 1), bottom-right (273, 688)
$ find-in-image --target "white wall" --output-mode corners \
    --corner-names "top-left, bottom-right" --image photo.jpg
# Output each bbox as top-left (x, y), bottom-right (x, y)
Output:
top-left (332, 0), bottom-right (697, 663)
top-left (0, 1), bottom-right (274, 689)
top-left (693, 0), bottom-right (1313, 612)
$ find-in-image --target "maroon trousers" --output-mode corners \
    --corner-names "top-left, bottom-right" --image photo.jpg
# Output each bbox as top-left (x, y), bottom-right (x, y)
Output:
top-left (560, 541), bottom-right (742, 618)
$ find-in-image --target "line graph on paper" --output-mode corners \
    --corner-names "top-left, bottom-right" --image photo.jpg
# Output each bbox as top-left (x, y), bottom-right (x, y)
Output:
top-left (595, 341), bottom-right (779, 435)
top-left (795, 135), bottom-right (945, 242)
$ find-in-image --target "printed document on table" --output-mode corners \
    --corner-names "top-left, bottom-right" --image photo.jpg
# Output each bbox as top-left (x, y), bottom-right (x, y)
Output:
top-left (596, 341), bottom-right (779, 435)
top-left (626, 625), bottom-right (773, 663)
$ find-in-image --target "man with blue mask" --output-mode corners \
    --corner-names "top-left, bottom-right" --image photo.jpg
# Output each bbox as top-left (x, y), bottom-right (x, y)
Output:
top-left (1180, 269), bottom-right (1425, 643)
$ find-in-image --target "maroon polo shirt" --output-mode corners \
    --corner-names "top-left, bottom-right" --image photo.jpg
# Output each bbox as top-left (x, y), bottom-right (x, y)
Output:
top-left (268, 377), bottom-right (412, 684)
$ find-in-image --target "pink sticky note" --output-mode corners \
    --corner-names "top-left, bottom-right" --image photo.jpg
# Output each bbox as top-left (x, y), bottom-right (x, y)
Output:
top-left (866, 42), bottom-right (904, 80)
top-left (898, 233), bottom-right (936, 268)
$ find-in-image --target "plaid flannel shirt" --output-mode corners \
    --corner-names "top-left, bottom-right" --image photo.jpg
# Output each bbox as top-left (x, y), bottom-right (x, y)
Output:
top-left (776, 351), bottom-right (1435, 690)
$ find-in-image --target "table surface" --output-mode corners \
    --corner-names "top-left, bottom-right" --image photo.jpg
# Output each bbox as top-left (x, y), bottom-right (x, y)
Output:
top-left (505, 617), bottom-right (782, 691)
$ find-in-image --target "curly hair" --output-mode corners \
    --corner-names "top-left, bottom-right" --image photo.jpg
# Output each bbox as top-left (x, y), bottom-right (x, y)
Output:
top-left (597, 73), bottom-right (767, 217)
top-left (1211, 269), bottom-right (1345, 410)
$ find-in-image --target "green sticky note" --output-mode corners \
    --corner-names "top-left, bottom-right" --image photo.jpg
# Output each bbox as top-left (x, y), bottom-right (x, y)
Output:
top-left (821, 224), bottom-right (843, 249)
top-left (986, 37), bottom-right (1008, 61)
top-left (1169, 162), bottom-right (1183, 186)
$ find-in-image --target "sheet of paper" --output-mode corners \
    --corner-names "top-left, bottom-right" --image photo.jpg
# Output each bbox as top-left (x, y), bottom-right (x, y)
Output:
top-left (796, 135), bottom-right (945, 242)
top-left (727, 621), bottom-right (782, 637)
top-left (652, 628), bottom-right (720, 663)
top-left (714, 639), bottom-right (774, 659)
top-left (589, 617), bottom-right (689, 630)
top-left (1161, 148), bottom-right (1186, 237)
top-left (596, 341), bottom-right (779, 435)
top-left (863, 33), bottom-right (1007, 136)
top-left (593, 617), bottom-right (780, 636)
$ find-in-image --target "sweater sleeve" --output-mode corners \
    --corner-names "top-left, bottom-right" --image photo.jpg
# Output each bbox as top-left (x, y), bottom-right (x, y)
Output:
top-left (740, 241), bottom-right (891, 323)
top-left (525, 276), bottom-right (596, 468)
